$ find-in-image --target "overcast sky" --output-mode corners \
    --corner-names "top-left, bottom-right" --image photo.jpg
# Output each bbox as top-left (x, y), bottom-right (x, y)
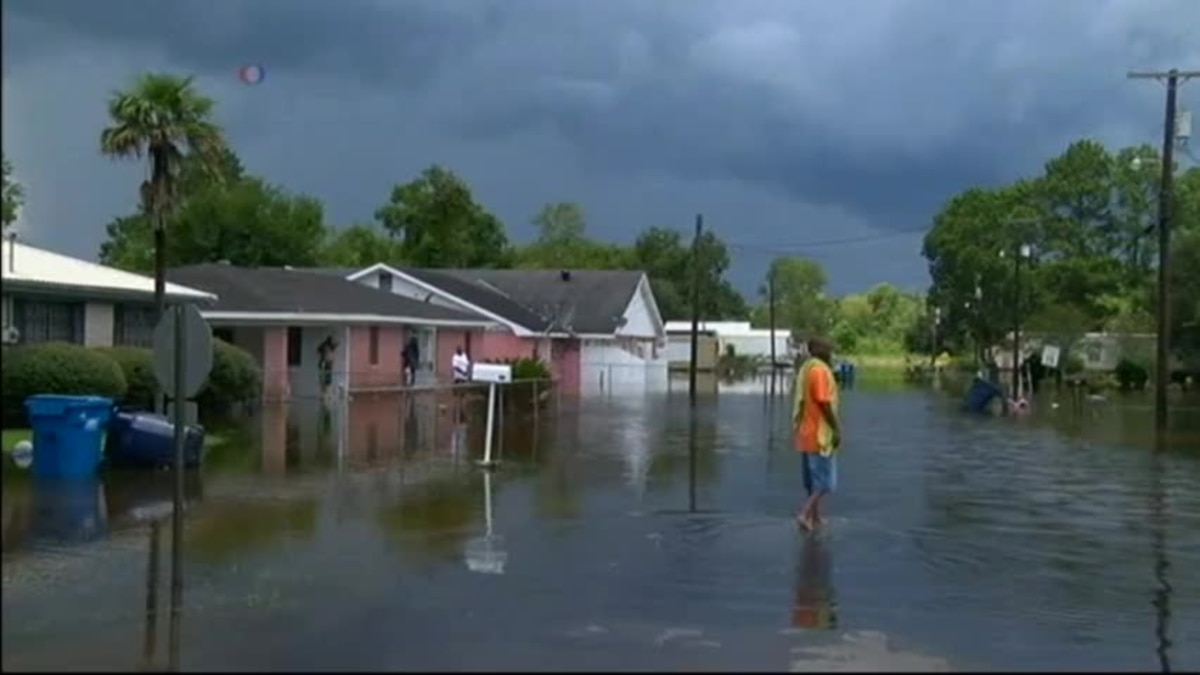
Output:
top-left (3, 0), bottom-right (1198, 295)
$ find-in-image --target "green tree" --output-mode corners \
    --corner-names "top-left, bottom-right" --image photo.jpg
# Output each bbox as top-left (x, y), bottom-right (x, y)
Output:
top-left (320, 223), bottom-right (403, 268)
top-left (515, 202), bottom-right (631, 270)
top-left (99, 72), bottom-right (227, 317)
top-left (629, 227), bottom-right (746, 320)
top-left (533, 201), bottom-right (586, 245)
top-left (1171, 172), bottom-right (1200, 363)
top-left (2, 155), bottom-right (23, 230)
top-left (753, 257), bottom-right (834, 339)
top-left (921, 183), bottom-right (1047, 361)
top-left (99, 154), bottom-right (328, 271)
top-left (374, 165), bottom-right (511, 268)
top-left (830, 283), bottom-right (926, 354)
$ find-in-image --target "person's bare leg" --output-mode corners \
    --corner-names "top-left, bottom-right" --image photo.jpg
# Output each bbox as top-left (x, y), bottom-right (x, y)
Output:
top-left (812, 495), bottom-right (822, 527)
top-left (798, 494), bottom-right (818, 531)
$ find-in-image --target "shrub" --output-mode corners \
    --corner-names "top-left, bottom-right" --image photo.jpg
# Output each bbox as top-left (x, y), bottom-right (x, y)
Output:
top-left (196, 339), bottom-right (262, 417)
top-left (1063, 353), bottom-right (1086, 376)
top-left (2, 342), bottom-right (128, 428)
top-left (510, 357), bottom-right (552, 381)
top-left (94, 346), bottom-right (158, 410)
top-left (1114, 358), bottom-right (1150, 391)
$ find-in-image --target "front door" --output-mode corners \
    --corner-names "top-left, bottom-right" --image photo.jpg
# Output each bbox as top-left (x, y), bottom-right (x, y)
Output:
top-left (408, 327), bottom-right (437, 385)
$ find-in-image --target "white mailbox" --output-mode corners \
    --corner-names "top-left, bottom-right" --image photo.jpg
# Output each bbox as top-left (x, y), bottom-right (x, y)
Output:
top-left (471, 363), bottom-right (512, 384)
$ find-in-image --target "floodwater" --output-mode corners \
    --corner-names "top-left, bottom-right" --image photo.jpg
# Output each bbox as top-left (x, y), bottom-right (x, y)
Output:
top-left (3, 379), bottom-right (1199, 672)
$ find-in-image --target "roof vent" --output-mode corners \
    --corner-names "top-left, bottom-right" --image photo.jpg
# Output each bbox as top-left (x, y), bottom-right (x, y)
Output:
top-left (560, 270), bottom-right (571, 282)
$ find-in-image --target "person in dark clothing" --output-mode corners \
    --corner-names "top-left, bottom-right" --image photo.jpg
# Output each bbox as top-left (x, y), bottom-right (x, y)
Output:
top-left (402, 337), bottom-right (420, 386)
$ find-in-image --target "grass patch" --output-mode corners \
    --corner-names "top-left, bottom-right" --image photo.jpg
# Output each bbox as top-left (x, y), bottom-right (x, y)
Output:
top-left (2, 428), bottom-right (32, 452)
top-left (2, 427), bottom-right (228, 453)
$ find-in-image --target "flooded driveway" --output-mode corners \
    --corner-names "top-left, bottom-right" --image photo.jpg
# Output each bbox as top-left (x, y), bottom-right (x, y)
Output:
top-left (3, 383), bottom-right (1198, 671)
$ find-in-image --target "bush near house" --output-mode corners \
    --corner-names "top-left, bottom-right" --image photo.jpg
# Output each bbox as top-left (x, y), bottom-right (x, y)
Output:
top-left (196, 339), bottom-right (262, 418)
top-left (0, 340), bottom-right (263, 429)
top-left (94, 346), bottom-right (158, 411)
top-left (479, 356), bottom-right (553, 411)
top-left (1114, 358), bottom-right (1150, 391)
top-left (2, 342), bottom-right (128, 428)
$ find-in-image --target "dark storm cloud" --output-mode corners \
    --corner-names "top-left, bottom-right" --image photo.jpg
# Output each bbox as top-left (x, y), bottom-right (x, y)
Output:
top-left (4, 0), bottom-right (493, 88)
top-left (3, 0), bottom-right (1199, 294)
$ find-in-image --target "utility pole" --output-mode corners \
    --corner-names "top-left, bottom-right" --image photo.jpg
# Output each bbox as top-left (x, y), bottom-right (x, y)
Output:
top-left (768, 265), bottom-right (777, 396)
top-left (1128, 68), bottom-right (1200, 434)
top-left (688, 214), bottom-right (703, 406)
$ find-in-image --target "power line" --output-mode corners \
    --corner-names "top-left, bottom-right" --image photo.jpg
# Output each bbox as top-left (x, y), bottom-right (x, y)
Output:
top-left (723, 226), bottom-right (929, 255)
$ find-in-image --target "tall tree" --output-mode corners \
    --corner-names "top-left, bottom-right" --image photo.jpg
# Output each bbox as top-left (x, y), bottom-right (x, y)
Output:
top-left (99, 149), bottom-right (328, 271)
top-left (516, 202), bottom-right (629, 270)
top-left (754, 257), bottom-right (835, 338)
top-left (374, 165), bottom-right (511, 268)
top-left (2, 155), bottom-right (24, 230)
top-left (629, 227), bottom-right (747, 321)
top-left (320, 223), bottom-right (403, 268)
top-left (100, 72), bottom-right (226, 318)
top-left (533, 201), bottom-right (586, 245)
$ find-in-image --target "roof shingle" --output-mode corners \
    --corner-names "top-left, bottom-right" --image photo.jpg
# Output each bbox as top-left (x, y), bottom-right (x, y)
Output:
top-left (407, 268), bottom-right (646, 335)
top-left (167, 264), bottom-right (490, 324)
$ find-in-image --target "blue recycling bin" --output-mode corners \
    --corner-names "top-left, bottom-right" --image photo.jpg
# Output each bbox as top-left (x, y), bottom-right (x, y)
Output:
top-left (964, 377), bottom-right (1002, 414)
top-left (106, 410), bottom-right (206, 470)
top-left (24, 395), bottom-right (115, 479)
top-left (29, 477), bottom-right (108, 545)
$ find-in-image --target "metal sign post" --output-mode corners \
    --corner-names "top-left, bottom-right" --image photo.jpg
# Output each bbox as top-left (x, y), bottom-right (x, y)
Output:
top-left (151, 304), bottom-right (214, 672)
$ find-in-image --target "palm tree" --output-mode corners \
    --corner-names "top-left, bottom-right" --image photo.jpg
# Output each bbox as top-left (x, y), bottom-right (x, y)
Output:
top-left (100, 72), bottom-right (226, 319)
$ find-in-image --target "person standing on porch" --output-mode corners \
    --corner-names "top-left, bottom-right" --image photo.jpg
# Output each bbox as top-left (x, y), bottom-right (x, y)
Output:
top-left (451, 346), bottom-right (472, 384)
top-left (402, 336), bottom-right (420, 386)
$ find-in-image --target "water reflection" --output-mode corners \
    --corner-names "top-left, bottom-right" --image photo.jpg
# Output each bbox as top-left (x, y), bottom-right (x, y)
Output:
top-left (3, 387), bottom-right (1199, 671)
top-left (1150, 442), bottom-right (1172, 673)
top-left (792, 536), bottom-right (838, 631)
top-left (464, 471), bottom-right (506, 575)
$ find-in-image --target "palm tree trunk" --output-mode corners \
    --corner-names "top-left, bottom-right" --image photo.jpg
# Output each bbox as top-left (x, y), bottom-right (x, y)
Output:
top-left (154, 220), bottom-right (166, 320)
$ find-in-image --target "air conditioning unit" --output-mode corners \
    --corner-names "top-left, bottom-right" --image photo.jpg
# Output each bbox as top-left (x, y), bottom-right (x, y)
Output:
top-left (1, 325), bottom-right (19, 344)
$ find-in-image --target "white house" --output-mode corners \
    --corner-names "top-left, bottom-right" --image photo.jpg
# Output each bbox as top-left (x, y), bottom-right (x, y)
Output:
top-left (664, 320), bottom-right (794, 365)
top-left (314, 264), bottom-right (670, 396)
top-left (1, 237), bottom-right (215, 348)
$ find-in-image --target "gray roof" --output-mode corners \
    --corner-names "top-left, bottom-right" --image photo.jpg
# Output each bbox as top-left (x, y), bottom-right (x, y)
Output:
top-left (407, 268), bottom-right (647, 335)
top-left (166, 264), bottom-right (490, 324)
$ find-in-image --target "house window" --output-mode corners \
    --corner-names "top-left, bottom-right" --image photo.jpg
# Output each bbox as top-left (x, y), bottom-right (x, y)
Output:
top-left (213, 327), bottom-right (234, 344)
top-left (287, 327), bottom-right (303, 366)
top-left (378, 272), bottom-right (394, 292)
top-left (113, 304), bottom-right (158, 347)
top-left (14, 299), bottom-right (83, 344)
top-left (369, 326), bottom-right (380, 365)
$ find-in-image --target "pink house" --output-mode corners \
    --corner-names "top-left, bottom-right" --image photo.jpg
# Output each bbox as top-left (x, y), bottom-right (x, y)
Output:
top-left (317, 264), bottom-right (669, 396)
top-left (167, 264), bottom-right (497, 401)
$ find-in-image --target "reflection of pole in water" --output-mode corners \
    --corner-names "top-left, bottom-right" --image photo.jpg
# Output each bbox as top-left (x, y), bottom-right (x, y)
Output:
top-left (1150, 447), bottom-right (1172, 673)
top-left (141, 520), bottom-right (161, 670)
top-left (688, 413), bottom-right (698, 513)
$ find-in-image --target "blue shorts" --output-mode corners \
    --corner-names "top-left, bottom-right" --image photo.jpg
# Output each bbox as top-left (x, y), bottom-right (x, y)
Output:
top-left (802, 453), bottom-right (837, 495)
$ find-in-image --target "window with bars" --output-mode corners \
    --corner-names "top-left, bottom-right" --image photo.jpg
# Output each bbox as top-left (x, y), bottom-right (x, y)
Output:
top-left (14, 299), bottom-right (83, 344)
top-left (113, 304), bottom-right (158, 347)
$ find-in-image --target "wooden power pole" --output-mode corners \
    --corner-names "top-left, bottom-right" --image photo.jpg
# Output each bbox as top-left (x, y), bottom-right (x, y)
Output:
top-left (1128, 68), bottom-right (1200, 434)
top-left (768, 265), bottom-right (777, 396)
top-left (688, 214), bottom-right (703, 406)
